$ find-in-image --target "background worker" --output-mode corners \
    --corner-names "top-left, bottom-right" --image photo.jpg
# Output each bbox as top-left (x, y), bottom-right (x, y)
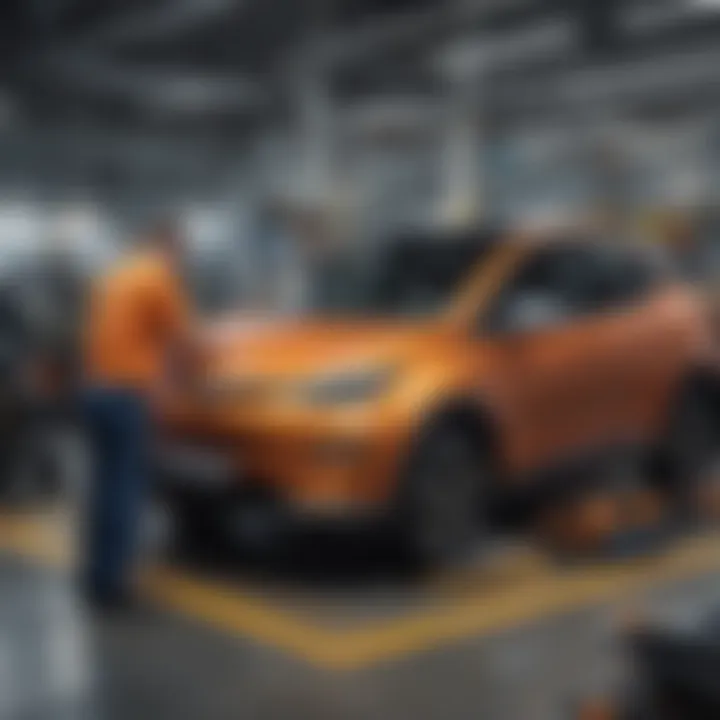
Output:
top-left (23, 218), bottom-right (88, 496)
top-left (0, 215), bottom-right (87, 500)
top-left (0, 272), bottom-right (34, 498)
top-left (256, 199), bottom-right (341, 313)
top-left (31, 218), bottom-right (88, 384)
top-left (82, 218), bottom-right (191, 609)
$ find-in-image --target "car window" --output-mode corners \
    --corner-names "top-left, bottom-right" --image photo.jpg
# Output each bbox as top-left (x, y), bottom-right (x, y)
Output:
top-left (582, 245), bottom-right (661, 310)
top-left (311, 234), bottom-right (498, 318)
top-left (486, 241), bottom-right (659, 334)
top-left (487, 244), bottom-right (597, 333)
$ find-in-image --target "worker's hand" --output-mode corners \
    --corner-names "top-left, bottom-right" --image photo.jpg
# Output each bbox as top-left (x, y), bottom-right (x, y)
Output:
top-left (158, 332), bottom-right (209, 398)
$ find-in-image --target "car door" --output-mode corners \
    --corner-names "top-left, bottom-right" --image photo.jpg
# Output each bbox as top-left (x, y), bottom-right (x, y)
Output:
top-left (582, 245), bottom-right (684, 447)
top-left (482, 242), bottom-right (624, 476)
top-left (558, 245), bottom-right (656, 451)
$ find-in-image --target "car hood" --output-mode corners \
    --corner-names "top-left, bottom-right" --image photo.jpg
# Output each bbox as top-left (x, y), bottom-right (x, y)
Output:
top-left (199, 314), bottom-right (450, 379)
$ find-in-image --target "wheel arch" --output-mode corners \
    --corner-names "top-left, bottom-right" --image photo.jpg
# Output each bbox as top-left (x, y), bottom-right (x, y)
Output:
top-left (390, 397), bottom-right (502, 563)
top-left (410, 397), bottom-right (504, 479)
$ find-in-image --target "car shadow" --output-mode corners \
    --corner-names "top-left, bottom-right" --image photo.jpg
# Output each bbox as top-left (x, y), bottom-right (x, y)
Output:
top-left (166, 523), bottom-right (429, 593)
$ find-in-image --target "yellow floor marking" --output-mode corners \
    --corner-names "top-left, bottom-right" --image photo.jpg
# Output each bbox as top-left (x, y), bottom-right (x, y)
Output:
top-left (326, 537), bottom-right (720, 669)
top-left (139, 567), bottom-right (345, 665)
top-left (0, 510), bottom-right (71, 569)
top-left (2, 511), bottom-right (720, 670)
top-left (428, 544), bottom-right (552, 595)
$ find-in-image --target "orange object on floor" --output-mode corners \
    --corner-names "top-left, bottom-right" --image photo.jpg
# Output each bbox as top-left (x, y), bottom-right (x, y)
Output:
top-left (538, 487), bottom-right (668, 554)
top-left (576, 699), bottom-right (618, 720)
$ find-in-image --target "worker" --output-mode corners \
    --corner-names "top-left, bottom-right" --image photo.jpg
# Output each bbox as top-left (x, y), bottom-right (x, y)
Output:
top-left (32, 218), bottom-right (88, 384)
top-left (23, 219), bottom-right (89, 497)
top-left (0, 275), bottom-right (33, 497)
top-left (81, 218), bottom-right (191, 609)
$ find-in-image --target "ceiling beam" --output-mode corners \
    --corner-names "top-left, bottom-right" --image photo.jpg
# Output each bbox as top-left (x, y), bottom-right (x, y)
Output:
top-left (77, 0), bottom-right (241, 48)
top-left (29, 48), bottom-right (264, 116)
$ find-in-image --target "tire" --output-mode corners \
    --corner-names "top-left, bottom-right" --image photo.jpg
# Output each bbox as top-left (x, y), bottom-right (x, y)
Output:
top-left (652, 385), bottom-right (717, 512)
top-left (167, 491), bottom-right (225, 558)
top-left (393, 420), bottom-right (486, 567)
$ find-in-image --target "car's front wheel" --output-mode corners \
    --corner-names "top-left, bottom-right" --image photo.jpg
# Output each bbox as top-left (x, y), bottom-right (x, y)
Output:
top-left (165, 491), bottom-right (225, 559)
top-left (394, 421), bottom-right (487, 567)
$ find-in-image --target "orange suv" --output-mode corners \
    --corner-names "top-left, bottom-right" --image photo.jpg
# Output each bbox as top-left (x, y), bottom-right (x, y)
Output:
top-left (157, 228), bottom-right (719, 563)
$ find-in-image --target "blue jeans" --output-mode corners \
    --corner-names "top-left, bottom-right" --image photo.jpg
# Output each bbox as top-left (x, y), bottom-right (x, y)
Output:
top-left (82, 387), bottom-right (149, 600)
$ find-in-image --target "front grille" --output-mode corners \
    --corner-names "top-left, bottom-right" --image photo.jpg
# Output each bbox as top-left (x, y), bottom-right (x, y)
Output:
top-left (160, 425), bottom-right (282, 456)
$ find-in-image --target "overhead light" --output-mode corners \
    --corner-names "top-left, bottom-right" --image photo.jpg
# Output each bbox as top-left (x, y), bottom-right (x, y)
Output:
top-left (0, 201), bottom-right (45, 254)
top-left (152, 75), bottom-right (258, 112)
top-left (159, 78), bottom-right (218, 108)
top-left (625, 1), bottom-right (720, 33)
top-left (434, 19), bottom-right (575, 79)
top-left (345, 97), bottom-right (438, 136)
top-left (88, 0), bottom-right (236, 46)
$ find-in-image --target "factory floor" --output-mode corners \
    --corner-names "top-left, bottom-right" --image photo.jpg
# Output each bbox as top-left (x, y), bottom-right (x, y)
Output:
top-left (3, 504), bottom-right (720, 720)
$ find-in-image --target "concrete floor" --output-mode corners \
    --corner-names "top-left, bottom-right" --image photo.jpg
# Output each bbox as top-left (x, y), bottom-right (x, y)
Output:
top-left (2, 507), bottom-right (720, 720)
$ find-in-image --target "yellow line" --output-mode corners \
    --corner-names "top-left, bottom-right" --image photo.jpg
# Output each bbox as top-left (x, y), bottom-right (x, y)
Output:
top-left (0, 511), bottom-right (71, 569)
top-left (2, 512), bottom-right (720, 670)
top-left (140, 533), bottom-right (720, 670)
top-left (139, 568), bottom-right (343, 667)
top-left (324, 536), bottom-right (720, 669)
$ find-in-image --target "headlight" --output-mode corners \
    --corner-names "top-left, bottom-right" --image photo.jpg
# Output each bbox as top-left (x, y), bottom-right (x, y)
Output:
top-left (298, 367), bottom-right (394, 406)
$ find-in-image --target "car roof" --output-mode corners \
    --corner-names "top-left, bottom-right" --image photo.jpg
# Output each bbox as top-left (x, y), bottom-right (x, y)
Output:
top-left (389, 225), bottom-right (504, 250)
top-left (377, 225), bottom-right (504, 269)
top-left (390, 221), bottom-right (603, 248)
top-left (505, 220), bottom-right (600, 246)
top-left (382, 222), bottom-right (658, 271)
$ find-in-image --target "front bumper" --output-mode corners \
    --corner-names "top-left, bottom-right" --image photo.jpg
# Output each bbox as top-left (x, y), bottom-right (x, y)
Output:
top-left (155, 404), bottom-right (408, 520)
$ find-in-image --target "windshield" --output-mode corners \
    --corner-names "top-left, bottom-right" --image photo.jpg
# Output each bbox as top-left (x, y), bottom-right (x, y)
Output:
top-left (678, 219), bottom-right (720, 286)
top-left (310, 236), bottom-right (497, 318)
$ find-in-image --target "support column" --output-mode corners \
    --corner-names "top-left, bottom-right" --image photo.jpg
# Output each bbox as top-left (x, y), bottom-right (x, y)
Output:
top-left (288, 0), bottom-right (336, 211)
top-left (291, 61), bottom-right (335, 208)
top-left (437, 76), bottom-right (483, 227)
top-left (263, 0), bottom-right (340, 311)
top-left (435, 32), bottom-right (486, 229)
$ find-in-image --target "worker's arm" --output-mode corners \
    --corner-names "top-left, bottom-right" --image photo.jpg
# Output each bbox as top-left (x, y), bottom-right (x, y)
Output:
top-left (152, 263), bottom-right (205, 389)
top-left (159, 264), bottom-right (191, 345)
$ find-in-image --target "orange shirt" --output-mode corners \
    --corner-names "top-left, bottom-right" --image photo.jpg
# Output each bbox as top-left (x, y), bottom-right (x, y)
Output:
top-left (84, 249), bottom-right (189, 389)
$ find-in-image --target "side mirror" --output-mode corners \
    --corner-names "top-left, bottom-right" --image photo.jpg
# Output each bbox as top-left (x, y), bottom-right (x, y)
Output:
top-left (489, 293), bottom-right (569, 336)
